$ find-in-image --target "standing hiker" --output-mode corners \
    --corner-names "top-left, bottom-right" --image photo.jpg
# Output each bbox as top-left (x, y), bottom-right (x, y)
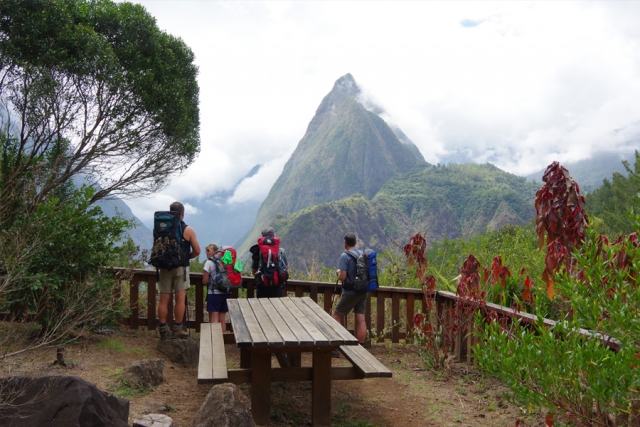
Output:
top-left (250, 226), bottom-right (288, 298)
top-left (332, 232), bottom-right (367, 345)
top-left (202, 244), bottom-right (231, 332)
top-left (152, 202), bottom-right (200, 340)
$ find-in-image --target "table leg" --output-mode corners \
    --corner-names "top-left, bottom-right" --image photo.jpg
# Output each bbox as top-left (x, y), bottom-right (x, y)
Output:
top-left (312, 350), bottom-right (332, 426)
top-left (251, 351), bottom-right (271, 425)
top-left (240, 348), bottom-right (251, 368)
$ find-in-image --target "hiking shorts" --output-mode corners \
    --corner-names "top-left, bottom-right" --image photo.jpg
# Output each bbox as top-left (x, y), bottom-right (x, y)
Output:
top-left (158, 266), bottom-right (190, 294)
top-left (335, 292), bottom-right (367, 316)
top-left (207, 293), bottom-right (230, 313)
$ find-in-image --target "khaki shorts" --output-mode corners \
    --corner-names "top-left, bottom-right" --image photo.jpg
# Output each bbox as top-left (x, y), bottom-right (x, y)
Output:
top-left (158, 266), bottom-right (190, 294)
top-left (335, 292), bottom-right (367, 316)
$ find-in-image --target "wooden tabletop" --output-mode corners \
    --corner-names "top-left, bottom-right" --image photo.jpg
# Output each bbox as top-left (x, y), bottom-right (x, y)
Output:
top-left (227, 296), bottom-right (359, 349)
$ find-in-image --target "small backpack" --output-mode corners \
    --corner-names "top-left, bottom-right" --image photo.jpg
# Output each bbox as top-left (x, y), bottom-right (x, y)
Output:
top-left (208, 247), bottom-right (243, 293)
top-left (257, 236), bottom-right (288, 286)
top-left (345, 248), bottom-right (378, 293)
top-left (149, 211), bottom-right (189, 270)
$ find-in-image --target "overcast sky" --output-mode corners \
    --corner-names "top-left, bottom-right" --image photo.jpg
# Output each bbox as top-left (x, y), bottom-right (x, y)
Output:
top-left (123, 1), bottom-right (640, 222)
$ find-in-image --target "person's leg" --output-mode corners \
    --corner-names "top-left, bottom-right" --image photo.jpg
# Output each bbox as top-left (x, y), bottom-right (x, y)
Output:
top-left (174, 289), bottom-right (187, 322)
top-left (353, 294), bottom-right (368, 344)
top-left (212, 312), bottom-right (227, 332)
top-left (158, 293), bottom-right (171, 323)
top-left (354, 313), bottom-right (367, 344)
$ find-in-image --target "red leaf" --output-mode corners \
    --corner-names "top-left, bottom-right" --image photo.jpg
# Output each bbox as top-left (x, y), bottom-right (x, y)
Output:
top-left (545, 412), bottom-right (554, 427)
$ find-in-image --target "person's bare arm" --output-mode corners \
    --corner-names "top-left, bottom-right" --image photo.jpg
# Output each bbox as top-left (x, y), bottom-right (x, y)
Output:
top-left (202, 270), bottom-right (209, 285)
top-left (184, 226), bottom-right (201, 259)
top-left (337, 269), bottom-right (347, 282)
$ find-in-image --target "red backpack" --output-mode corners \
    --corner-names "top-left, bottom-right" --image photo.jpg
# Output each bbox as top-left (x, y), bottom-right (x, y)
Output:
top-left (210, 247), bottom-right (242, 292)
top-left (257, 236), bottom-right (288, 286)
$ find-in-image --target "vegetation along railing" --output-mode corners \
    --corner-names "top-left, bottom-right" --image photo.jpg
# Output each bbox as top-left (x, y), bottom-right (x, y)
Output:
top-left (115, 268), bottom-right (621, 359)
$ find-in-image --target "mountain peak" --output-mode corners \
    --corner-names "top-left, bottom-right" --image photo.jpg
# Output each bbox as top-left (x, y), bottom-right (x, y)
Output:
top-left (333, 73), bottom-right (361, 97)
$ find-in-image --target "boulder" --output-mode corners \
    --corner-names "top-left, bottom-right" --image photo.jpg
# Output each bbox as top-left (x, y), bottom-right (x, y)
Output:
top-left (143, 400), bottom-right (170, 414)
top-left (121, 359), bottom-right (164, 389)
top-left (191, 383), bottom-right (255, 427)
top-left (157, 336), bottom-right (199, 368)
top-left (133, 413), bottom-right (174, 427)
top-left (0, 376), bottom-right (129, 427)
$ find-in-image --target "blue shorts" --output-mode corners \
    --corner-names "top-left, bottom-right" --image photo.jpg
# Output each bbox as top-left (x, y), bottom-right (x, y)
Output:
top-left (207, 293), bottom-right (230, 313)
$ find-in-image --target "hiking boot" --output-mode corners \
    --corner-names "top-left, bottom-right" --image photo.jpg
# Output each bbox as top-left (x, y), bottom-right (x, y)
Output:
top-left (172, 324), bottom-right (189, 339)
top-left (158, 325), bottom-right (170, 341)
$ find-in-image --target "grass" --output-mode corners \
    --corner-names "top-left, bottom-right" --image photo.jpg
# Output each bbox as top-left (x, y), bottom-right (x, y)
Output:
top-left (98, 338), bottom-right (147, 355)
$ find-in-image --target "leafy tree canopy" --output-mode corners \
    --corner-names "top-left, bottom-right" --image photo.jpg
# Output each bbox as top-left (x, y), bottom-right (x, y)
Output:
top-left (586, 151), bottom-right (640, 235)
top-left (0, 0), bottom-right (200, 209)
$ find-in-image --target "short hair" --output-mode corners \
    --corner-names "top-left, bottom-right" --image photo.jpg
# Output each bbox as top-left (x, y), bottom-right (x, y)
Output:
top-left (170, 201), bottom-right (185, 214)
top-left (261, 226), bottom-right (275, 237)
top-left (344, 233), bottom-right (357, 247)
top-left (206, 244), bottom-right (219, 254)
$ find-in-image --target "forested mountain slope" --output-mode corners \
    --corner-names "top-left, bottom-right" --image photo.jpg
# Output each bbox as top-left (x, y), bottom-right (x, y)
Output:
top-left (273, 163), bottom-right (539, 270)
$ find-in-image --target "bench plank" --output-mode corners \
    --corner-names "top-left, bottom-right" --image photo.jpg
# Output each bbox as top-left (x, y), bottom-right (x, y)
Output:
top-left (237, 298), bottom-right (269, 347)
top-left (259, 299), bottom-right (299, 346)
top-left (290, 297), bottom-right (344, 345)
top-left (197, 323), bottom-right (228, 384)
top-left (300, 296), bottom-right (358, 344)
top-left (340, 345), bottom-right (392, 378)
top-left (269, 298), bottom-right (314, 346)
top-left (197, 323), bottom-right (214, 382)
top-left (248, 298), bottom-right (284, 347)
top-left (226, 299), bottom-right (252, 347)
top-left (280, 297), bottom-right (328, 345)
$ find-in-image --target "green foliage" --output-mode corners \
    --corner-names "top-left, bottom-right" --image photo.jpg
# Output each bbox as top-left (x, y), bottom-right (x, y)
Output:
top-left (474, 220), bottom-right (640, 426)
top-left (377, 246), bottom-right (422, 289)
top-left (586, 150), bottom-right (640, 236)
top-left (427, 223), bottom-right (545, 293)
top-left (0, 0), bottom-right (200, 204)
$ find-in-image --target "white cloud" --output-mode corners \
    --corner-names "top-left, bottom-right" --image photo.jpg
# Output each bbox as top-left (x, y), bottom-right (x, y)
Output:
top-left (228, 152), bottom-right (292, 204)
top-left (120, 0), bottom-right (640, 219)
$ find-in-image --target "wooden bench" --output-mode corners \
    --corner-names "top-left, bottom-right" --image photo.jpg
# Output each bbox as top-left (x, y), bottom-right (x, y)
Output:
top-left (339, 344), bottom-right (392, 378)
top-left (197, 323), bottom-right (229, 384)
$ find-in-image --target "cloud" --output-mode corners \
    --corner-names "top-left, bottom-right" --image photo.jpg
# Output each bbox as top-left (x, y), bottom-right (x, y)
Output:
top-left (228, 152), bottom-right (292, 204)
top-left (119, 0), bottom-right (640, 217)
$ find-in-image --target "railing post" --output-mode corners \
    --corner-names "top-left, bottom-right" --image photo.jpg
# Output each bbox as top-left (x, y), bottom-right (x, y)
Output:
top-left (147, 274), bottom-right (157, 331)
top-left (376, 291), bottom-right (385, 342)
top-left (130, 278), bottom-right (139, 329)
top-left (406, 293), bottom-right (415, 341)
top-left (391, 292), bottom-right (400, 343)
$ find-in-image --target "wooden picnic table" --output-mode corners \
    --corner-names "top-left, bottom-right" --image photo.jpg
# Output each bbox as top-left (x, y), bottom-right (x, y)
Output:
top-left (227, 296), bottom-right (361, 426)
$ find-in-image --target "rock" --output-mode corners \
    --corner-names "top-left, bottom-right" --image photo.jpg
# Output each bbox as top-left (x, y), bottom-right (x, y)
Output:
top-left (144, 401), bottom-right (169, 414)
top-left (0, 376), bottom-right (129, 427)
top-left (133, 413), bottom-right (174, 427)
top-left (121, 359), bottom-right (164, 389)
top-left (157, 336), bottom-right (199, 368)
top-left (191, 383), bottom-right (255, 427)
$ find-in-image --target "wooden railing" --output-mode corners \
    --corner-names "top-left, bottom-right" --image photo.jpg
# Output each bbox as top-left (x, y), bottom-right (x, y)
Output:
top-left (115, 268), bottom-right (426, 344)
top-left (115, 269), bottom-right (621, 358)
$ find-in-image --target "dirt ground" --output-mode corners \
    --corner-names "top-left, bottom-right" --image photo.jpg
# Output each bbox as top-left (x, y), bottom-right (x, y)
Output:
top-left (0, 324), bottom-right (547, 427)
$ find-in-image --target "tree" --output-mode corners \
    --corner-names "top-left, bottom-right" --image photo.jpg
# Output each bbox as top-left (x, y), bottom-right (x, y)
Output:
top-left (586, 151), bottom-right (640, 236)
top-left (0, 0), bottom-right (200, 216)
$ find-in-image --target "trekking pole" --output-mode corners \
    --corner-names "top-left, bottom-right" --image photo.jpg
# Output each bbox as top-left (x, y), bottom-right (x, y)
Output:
top-left (185, 292), bottom-right (190, 338)
top-left (329, 280), bottom-right (339, 316)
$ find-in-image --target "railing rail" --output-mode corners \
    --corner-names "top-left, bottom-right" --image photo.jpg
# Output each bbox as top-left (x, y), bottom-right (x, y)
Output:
top-left (2, 268), bottom-right (617, 362)
top-left (114, 269), bottom-right (621, 356)
top-left (115, 268), bottom-right (425, 344)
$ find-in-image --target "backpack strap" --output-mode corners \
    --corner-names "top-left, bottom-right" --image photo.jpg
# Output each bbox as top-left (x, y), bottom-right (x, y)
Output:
top-left (344, 250), bottom-right (359, 286)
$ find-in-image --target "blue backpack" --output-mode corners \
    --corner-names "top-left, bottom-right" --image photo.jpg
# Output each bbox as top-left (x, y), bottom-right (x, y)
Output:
top-left (345, 248), bottom-right (378, 292)
top-left (149, 211), bottom-right (189, 270)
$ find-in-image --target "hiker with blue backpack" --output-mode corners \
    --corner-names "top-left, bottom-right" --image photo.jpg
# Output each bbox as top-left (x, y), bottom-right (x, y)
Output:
top-left (332, 233), bottom-right (378, 347)
top-left (150, 202), bottom-right (201, 340)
